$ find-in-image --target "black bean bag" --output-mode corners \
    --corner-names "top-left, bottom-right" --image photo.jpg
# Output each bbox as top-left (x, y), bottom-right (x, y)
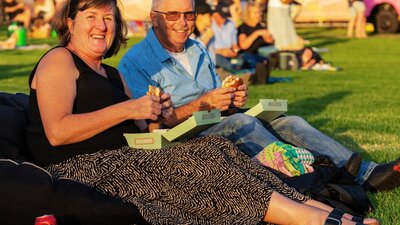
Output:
top-left (0, 92), bottom-right (150, 225)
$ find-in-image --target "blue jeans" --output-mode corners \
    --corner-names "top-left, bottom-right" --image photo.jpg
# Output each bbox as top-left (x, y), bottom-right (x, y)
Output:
top-left (200, 113), bottom-right (377, 184)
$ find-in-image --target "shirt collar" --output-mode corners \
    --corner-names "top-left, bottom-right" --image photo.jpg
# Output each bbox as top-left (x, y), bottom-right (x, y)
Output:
top-left (146, 29), bottom-right (170, 63)
top-left (146, 28), bottom-right (203, 63)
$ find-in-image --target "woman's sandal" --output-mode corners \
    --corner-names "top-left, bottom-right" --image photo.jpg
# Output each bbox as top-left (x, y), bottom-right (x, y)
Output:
top-left (324, 208), bottom-right (365, 225)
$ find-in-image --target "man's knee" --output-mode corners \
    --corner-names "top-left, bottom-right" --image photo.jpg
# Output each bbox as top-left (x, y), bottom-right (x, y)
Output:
top-left (272, 115), bottom-right (310, 130)
top-left (224, 113), bottom-right (259, 126)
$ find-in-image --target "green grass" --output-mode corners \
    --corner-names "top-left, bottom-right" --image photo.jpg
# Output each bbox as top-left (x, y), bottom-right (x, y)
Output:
top-left (1, 27), bottom-right (400, 223)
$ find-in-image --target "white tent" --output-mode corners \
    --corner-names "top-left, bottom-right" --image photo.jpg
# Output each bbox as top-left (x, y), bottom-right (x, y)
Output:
top-left (119, 0), bottom-right (151, 21)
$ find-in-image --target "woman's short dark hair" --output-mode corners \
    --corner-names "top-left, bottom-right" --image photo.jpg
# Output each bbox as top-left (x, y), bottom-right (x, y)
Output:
top-left (54, 0), bottom-right (128, 58)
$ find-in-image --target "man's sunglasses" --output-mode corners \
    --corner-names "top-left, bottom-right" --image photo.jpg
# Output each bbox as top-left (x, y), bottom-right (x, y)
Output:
top-left (153, 10), bottom-right (197, 21)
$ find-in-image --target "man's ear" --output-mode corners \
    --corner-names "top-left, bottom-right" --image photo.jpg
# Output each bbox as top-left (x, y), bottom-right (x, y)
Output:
top-left (150, 12), bottom-right (158, 28)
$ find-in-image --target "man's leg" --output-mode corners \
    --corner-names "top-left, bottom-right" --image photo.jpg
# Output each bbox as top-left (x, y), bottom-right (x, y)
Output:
top-left (267, 115), bottom-right (377, 184)
top-left (200, 113), bottom-right (280, 157)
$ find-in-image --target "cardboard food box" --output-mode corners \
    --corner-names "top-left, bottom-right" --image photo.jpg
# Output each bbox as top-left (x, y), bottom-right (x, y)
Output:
top-left (245, 99), bottom-right (288, 122)
top-left (124, 110), bottom-right (221, 149)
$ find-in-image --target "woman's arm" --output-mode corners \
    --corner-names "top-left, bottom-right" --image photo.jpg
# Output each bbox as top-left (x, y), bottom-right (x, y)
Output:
top-left (4, 2), bottom-right (25, 13)
top-left (238, 30), bottom-right (263, 50)
top-left (32, 48), bottom-right (161, 146)
top-left (239, 29), bottom-right (273, 50)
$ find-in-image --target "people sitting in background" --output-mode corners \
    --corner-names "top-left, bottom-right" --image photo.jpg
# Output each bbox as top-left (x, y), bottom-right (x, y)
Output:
top-left (33, 0), bottom-right (55, 24)
top-left (119, 0), bottom-right (400, 196)
top-left (28, 0), bottom-right (55, 38)
top-left (226, 0), bottom-right (242, 27)
top-left (193, 0), bottom-right (214, 47)
top-left (27, 0), bottom-right (383, 224)
top-left (238, 2), bottom-right (274, 84)
top-left (209, 1), bottom-right (241, 70)
top-left (3, 0), bottom-right (32, 29)
top-left (0, 31), bottom-right (17, 49)
top-left (291, 47), bottom-right (339, 71)
top-left (347, 0), bottom-right (367, 38)
top-left (296, 47), bottom-right (324, 70)
top-left (29, 16), bottom-right (51, 38)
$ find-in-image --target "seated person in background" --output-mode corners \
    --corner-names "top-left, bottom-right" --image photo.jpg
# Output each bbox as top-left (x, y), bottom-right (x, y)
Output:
top-left (0, 30), bottom-right (17, 49)
top-left (295, 47), bottom-right (338, 71)
top-left (3, 0), bottom-right (32, 29)
top-left (119, 0), bottom-right (400, 194)
top-left (33, 0), bottom-right (55, 24)
top-left (193, 0), bottom-right (214, 47)
top-left (26, 1), bottom-right (382, 224)
top-left (29, 0), bottom-right (55, 38)
top-left (209, 1), bottom-right (241, 70)
top-left (226, 0), bottom-right (242, 27)
top-left (29, 16), bottom-right (51, 38)
top-left (238, 2), bottom-right (274, 84)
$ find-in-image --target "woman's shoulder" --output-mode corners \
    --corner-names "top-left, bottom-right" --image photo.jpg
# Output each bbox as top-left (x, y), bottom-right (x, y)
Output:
top-left (36, 47), bottom-right (77, 76)
top-left (40, 47), bottom-right (74, 65)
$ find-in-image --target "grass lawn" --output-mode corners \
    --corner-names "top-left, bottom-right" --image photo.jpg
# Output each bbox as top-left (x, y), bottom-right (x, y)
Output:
top-left (1, 26), bottom-right (399, 223)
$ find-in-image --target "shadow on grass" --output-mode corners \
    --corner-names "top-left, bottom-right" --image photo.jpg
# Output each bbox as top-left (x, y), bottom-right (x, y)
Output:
top-left (290, 91), bottom-right (373, 158)
top-left (298, 27), bottom-right (351, 48)
top-left (311, 38), bottom-right (349, 48)
top-left (0, 63), bottom-right (35, 80)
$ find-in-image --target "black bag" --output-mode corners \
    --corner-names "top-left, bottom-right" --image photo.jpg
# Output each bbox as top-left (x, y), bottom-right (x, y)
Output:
top-left (276, 156), bottom-right (373, 216)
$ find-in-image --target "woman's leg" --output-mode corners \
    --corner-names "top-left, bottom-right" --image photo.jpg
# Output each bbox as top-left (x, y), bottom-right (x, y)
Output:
top-left (347, 7), bottom-right (356, 37)
top-left (263, 192), bottom-right (380, 225)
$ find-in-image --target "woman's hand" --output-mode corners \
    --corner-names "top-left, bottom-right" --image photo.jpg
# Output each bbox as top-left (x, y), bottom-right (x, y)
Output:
top-left (258, 29), bottom-right (274, 43)
top-left (128, 95), bottom-right (162, 121)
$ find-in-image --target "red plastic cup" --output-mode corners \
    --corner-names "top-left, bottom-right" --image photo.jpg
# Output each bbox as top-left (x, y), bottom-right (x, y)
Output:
top-left (34, 214), bottom-right (57, 225)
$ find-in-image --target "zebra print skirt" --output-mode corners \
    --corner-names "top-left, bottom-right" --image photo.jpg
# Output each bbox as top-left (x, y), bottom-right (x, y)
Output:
top-left (46, 136), bottom-right (309, 225)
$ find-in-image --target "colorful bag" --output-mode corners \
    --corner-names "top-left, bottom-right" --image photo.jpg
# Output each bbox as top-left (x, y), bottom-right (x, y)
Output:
top-left (254, 141), bottom-right (315, 177)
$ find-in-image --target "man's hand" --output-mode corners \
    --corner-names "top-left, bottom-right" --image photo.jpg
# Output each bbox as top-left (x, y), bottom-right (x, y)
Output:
top-left (231, 84), bottom-right (248, 108)
top-left (159, 93), bottom-right (174, 121)
top-left (199, 87), bottom-right (236, 111)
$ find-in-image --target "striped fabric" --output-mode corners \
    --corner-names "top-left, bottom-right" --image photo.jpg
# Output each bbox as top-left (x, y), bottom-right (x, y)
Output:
top-left (46, 136), bottom-right (309, 225)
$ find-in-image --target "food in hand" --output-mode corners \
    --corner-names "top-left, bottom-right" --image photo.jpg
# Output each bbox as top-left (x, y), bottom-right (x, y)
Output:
top-left (146, 85), bottom-right (165, 122)
top-left (146, 85), bottom-right (161, 96)
top-left (222, 75), bottom-right (243, 89)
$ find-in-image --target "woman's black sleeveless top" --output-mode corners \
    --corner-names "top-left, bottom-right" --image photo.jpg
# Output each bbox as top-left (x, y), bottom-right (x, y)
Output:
top-left (27, 47), bottom-right (140, 165)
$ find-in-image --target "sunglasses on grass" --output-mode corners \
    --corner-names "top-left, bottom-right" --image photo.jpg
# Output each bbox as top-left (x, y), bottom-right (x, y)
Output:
top-left (153, 10), bottom-right (197, 21)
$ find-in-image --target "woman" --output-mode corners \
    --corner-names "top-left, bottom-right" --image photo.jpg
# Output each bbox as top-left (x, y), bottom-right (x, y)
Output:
top-left (267, 0), bottom-right (303, 50)
top-left (238, 2), bottom-right (274, 84)
top-left (347, 0), bottom-right (367, 38)
top-left (27, 0), bottom-right (380, 224)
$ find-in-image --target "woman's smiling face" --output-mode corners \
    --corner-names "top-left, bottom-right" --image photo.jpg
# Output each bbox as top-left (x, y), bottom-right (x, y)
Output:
top-left (67, 4), bottom-right (116, 58)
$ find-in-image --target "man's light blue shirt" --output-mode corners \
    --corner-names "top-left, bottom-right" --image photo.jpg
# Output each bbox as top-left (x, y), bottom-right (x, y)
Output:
top-left (118, 29), bottom-right (221, 107)
top-left (210, 19), bottom-right (237, 50)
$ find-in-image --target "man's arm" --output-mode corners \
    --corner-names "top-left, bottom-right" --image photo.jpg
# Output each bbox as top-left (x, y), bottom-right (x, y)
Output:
top-left (118, 55), bottom-right (155, 99)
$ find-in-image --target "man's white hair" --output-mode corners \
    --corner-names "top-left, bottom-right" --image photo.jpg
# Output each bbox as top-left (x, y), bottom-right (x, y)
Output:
top-left (151, 0), bottom-right (195, 10)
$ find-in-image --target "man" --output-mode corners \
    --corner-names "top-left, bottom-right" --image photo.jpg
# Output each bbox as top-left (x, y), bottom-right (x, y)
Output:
top-left (118, 0), bottom-right (400, 192)
top-left (209, 1), bottom-right (240, 70)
